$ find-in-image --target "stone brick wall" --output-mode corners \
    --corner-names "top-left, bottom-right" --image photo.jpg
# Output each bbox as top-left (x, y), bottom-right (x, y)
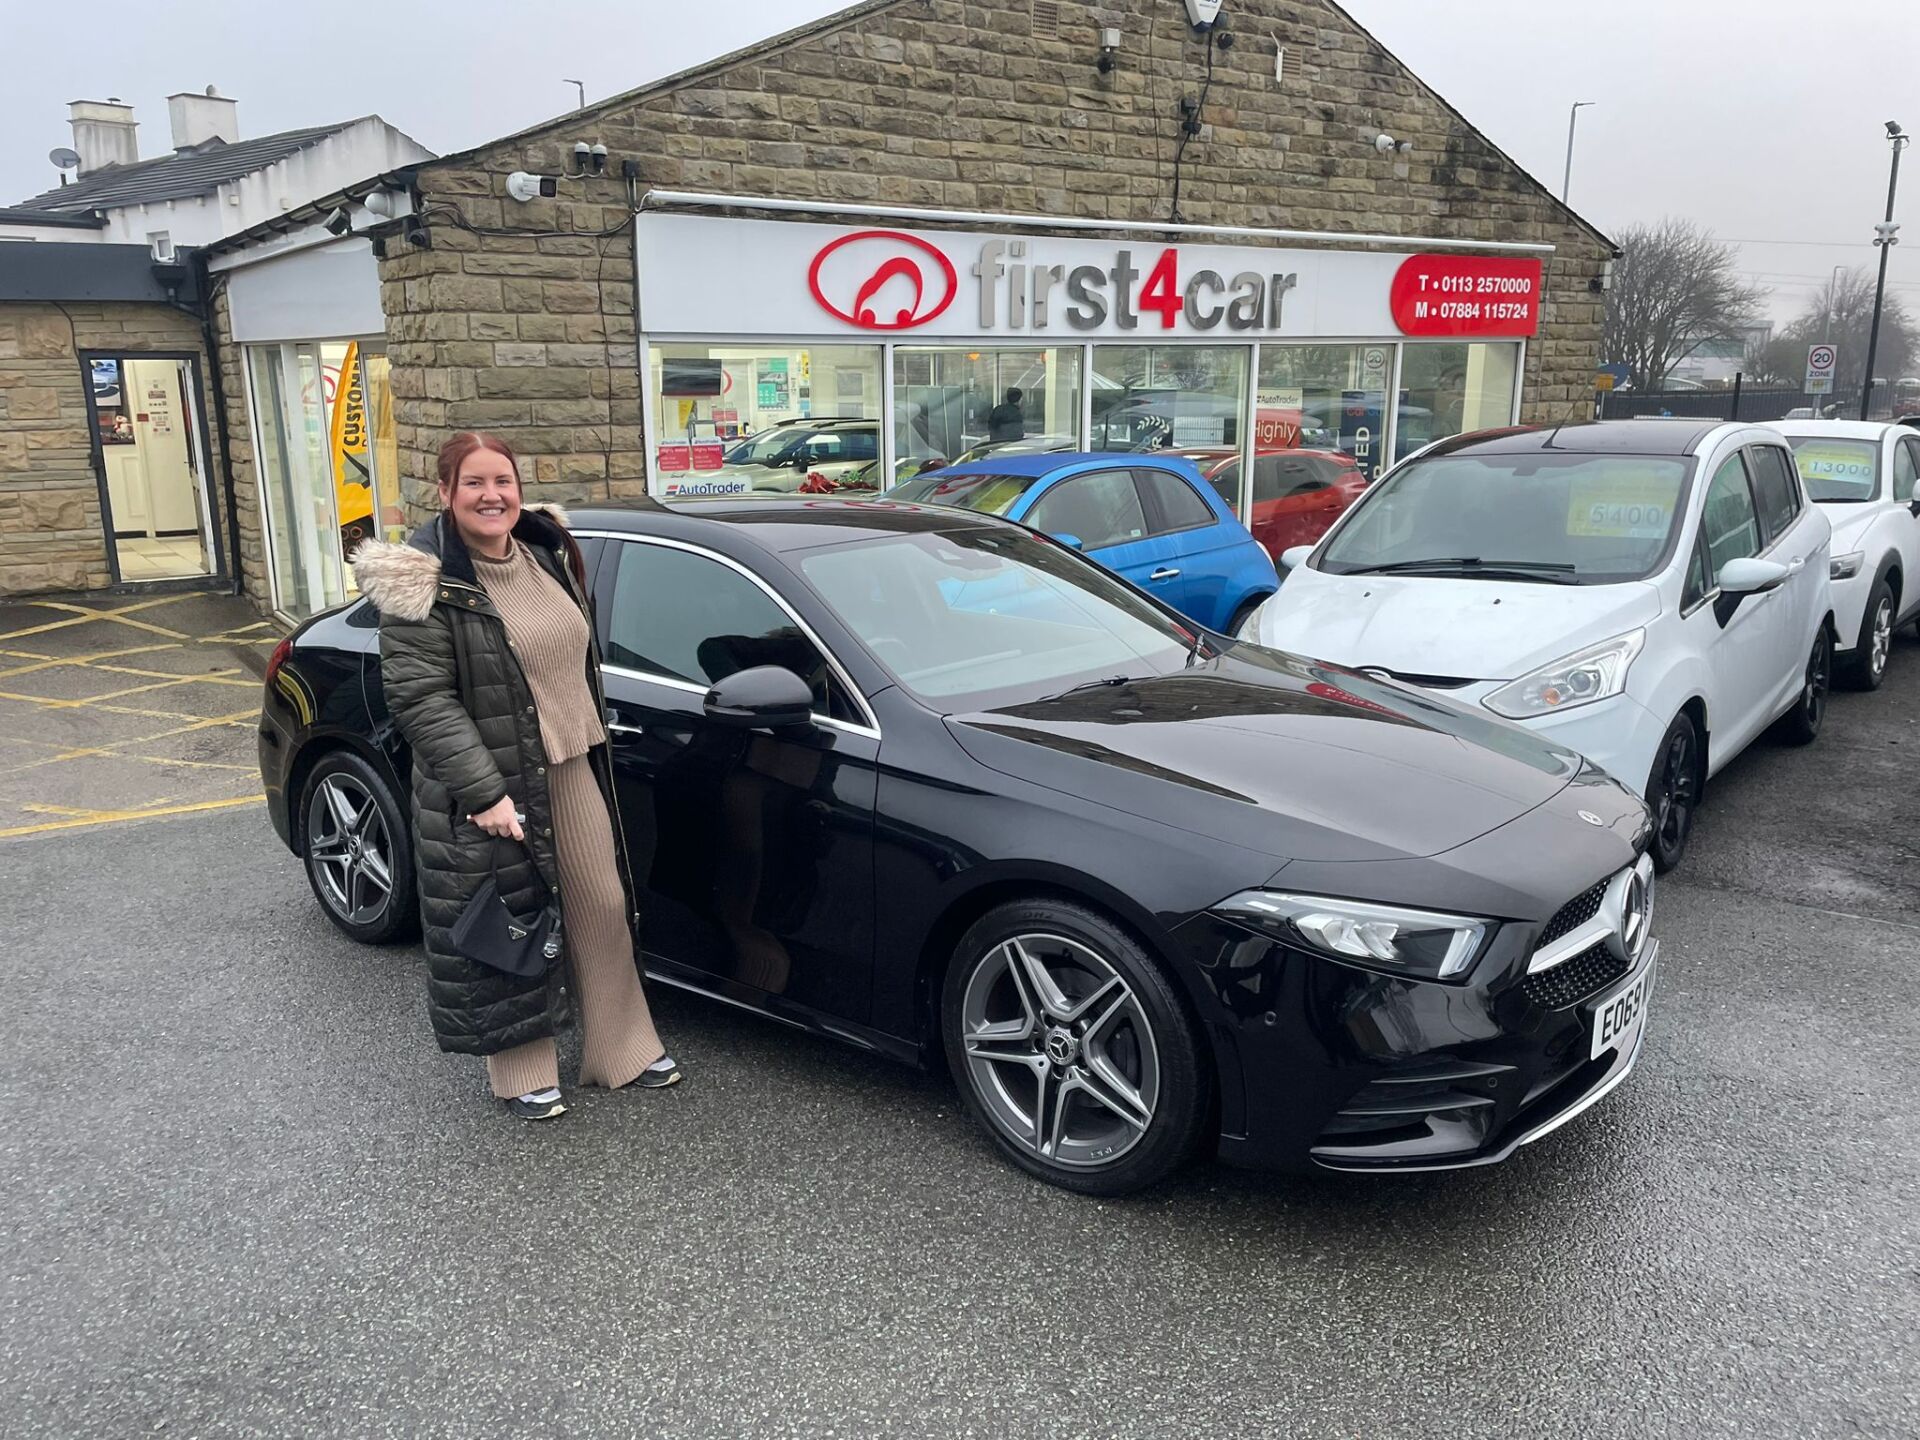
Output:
top-left (376, 0), bottom-right (1613, 516)
top-left (0, 301), bottom-right (223, 597)
top-left (207, 286), bottom-right (267, 607)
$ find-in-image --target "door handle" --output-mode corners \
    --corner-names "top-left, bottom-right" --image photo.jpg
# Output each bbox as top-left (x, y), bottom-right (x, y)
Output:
top-left (606, 720), bottom-right (646, 738)
top-left (1149, 567), bottom-right (1181, 581)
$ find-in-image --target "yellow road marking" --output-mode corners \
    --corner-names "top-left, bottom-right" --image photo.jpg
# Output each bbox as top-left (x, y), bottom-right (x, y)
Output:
top-left (0, 793), bottom-right (262, 838)
top-left (0, 596), bottom-right (191, 643)
top-left (0, 645), bottom-right (181, 680)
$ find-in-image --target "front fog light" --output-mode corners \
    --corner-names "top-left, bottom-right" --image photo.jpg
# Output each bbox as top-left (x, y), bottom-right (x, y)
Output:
top-left (1831, 551), bottom-right (1864, 580)
top-left (1484, 629), bottom-right (1645, 720)
top-left (1214, 892), bottom-right (1492, 980)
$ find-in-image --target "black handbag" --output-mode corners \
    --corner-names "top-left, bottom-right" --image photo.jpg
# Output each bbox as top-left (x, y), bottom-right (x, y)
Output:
top-left (448, 838), bottom-right (563, 978)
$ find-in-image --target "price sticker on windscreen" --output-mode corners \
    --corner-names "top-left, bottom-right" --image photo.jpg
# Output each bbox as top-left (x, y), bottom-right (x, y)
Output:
top-left (1792, 443), bottom-right (1874, 484)
top-left (1567, 472), bottom-right (1676, 539)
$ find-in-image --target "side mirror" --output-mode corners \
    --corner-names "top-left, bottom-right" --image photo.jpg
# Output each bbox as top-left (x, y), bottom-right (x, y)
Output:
top-left (1051, 532), bottom-right (1085, 551)
top-left (1908, 474), bottom-right (1920, 514)
top-left (1717, 556), bottom-right (1789, 595)
top-left (1279, 545), bottom-right (1314, 571)
top-left (702, 665), bottom-right (816, 732)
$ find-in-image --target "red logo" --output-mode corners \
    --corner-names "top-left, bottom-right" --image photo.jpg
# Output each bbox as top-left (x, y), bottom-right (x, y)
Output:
top-left (808, 230), bottom-right (958, 330)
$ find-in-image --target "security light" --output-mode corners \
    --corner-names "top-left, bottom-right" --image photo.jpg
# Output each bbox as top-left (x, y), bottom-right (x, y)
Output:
top-left (322, 206), bottom-right (352, 237)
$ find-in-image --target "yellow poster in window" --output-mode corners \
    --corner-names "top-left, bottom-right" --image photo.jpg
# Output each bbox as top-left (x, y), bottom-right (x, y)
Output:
top-left (1567, 465), bottom-right (1680, 540)
top-left (330, 341), bottom-right (373, 556)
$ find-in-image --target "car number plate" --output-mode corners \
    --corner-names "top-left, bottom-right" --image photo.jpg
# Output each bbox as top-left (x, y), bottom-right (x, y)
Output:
top-left (1589, 945), bottom-right (1657, 1061)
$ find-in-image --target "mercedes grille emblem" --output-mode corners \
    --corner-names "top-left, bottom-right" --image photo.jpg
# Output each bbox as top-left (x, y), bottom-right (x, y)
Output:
top-left (1620, 870), bottom-right (1650, 956)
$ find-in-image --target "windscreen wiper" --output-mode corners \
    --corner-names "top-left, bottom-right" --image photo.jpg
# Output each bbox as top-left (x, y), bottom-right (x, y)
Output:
top-left (1343, 557), bottom-right (1579, 583)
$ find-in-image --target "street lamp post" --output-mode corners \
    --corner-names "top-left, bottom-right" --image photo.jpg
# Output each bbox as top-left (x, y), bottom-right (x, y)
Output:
top-left (1823, 264), bottom-right (1847, 345)
top-left (1861, 121), bottom-right (1909, 420)
top-left (1562, 101), bottom-right (1594, 204)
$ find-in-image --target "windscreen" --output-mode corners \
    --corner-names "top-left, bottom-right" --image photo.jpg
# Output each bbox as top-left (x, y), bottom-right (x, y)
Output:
top-left (1785, 436), bottom-right (1879, 502)
top-left (799, 527), bottom-right (1195, 711)
top-left (1318, 451), bottom-right (1692, 584)
top-left (888, 471), bottom-right (1045, 517)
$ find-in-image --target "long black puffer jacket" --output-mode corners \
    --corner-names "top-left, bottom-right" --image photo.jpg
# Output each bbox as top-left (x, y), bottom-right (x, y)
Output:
top-left (351, 503), bottom-right (640, 1055)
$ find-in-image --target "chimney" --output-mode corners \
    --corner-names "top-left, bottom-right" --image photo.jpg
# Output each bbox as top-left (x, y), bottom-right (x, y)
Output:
top-left (68, 98), bottom-right (139, 175)
top-left (166, 87), bottom-right (239, 151)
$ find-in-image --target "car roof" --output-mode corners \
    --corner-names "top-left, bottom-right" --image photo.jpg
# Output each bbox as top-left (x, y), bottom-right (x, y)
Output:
top-left (1432, 418), bottom-right (1735, 458)
top-left (1763, 419), bottom-right (1898, 441)
top-left (929, 450), bottom-right (1193, 478)
top-left (568, 497), bottom-right (1006, 556)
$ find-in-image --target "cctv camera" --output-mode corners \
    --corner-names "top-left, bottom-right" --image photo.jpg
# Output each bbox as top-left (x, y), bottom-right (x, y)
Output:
top-left (1887, 120), bottom-right (1904, 137)
top-left (322, 206), bottom-right (352, 237)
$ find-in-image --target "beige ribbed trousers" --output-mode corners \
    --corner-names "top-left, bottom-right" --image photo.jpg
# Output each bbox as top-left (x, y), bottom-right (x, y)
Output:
top-left (486, 753), bottom-right (665, 1098)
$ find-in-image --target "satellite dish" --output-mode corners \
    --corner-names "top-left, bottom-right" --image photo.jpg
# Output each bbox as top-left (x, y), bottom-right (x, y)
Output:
top-left (49, 147), bottom-right (81, 171)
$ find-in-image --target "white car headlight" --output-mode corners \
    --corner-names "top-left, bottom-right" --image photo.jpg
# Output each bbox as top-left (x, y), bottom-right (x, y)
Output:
top-left (1483, 629), bottom-right (1645, 720)
top-left (1831, 551), bottom-right (1864, 581)
top-left (1213, 892), bottom-right (1492, 980)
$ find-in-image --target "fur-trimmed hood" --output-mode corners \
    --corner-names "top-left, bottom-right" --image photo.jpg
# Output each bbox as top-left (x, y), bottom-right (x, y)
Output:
top-left (352, 501), bottom-right (575, 622)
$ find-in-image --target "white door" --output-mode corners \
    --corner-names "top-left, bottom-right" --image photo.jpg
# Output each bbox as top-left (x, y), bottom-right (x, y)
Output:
top-left (1745, 440), bottom-right (1825, 710)
top-left (1687, 450), bottom-right (1783, 764)
top-left (1894, 437), bottom-right (1920, 623)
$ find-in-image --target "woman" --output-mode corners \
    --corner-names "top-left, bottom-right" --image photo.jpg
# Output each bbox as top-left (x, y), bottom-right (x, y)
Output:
top-left (352, 432), bottom-right (678, 1119)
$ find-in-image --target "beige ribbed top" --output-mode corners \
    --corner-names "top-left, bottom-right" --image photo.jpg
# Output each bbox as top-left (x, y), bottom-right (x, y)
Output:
top-left (472, 540), bottom-right (605, 764)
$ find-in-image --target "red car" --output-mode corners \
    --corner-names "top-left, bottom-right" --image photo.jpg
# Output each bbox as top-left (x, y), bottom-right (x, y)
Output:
top-left (1163, 447), bottom-right (1370, 562)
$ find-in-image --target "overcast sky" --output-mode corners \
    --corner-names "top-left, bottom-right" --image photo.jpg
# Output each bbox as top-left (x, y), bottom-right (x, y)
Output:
top-left (6, 0), bottom-right (1917, 330)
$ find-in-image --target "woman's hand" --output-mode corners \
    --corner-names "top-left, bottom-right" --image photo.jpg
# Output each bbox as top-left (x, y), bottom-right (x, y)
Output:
top-left (468, 795), bottom-right (525, 841)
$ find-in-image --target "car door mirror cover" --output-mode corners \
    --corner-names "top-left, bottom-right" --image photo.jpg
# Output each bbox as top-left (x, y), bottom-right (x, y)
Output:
top-left (1716, 556), bottom-right (1789, 595)
top-left (703, 664), bottom-right (817, 732)
top-left (1052, 532), bottom-right (1085, 551)
top-left (1279, 544), bottom-right (1313, 570)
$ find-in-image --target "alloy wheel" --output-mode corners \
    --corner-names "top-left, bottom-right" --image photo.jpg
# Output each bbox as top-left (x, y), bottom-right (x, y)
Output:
top-left (958, 934), bottom-right (1161, 1169)
top-left (306, 773), bottom-right (395, 926)
top-left (1654, 724), bottom-right (1697, 859)
top-left (1804, 631), bottom-right (1831, 730)
top-left (1869, 597), bottom-right (1893, 682)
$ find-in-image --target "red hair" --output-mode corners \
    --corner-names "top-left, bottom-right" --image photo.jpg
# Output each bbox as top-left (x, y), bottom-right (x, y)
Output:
top-left (436, 431), bottom-right (520, 489)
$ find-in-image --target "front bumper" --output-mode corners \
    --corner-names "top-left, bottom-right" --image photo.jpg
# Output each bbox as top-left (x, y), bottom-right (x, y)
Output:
top-left (1192, 849), bottom-right (1659, 1175)
top-left (1828, 566), bottom-right (1873, 653)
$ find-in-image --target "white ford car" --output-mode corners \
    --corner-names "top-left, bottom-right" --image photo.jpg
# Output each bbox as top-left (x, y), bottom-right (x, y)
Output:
top-left (1239, 420), bottom-right (1834, 872)
top-left (1762, 420), bottom-right (1920, 689)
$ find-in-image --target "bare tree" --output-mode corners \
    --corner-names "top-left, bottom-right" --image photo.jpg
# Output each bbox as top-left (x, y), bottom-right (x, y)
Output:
top-left (1779, 266), bottom-right (1916, 395)
top-left (1603, 219), bottom-right (1768, 388)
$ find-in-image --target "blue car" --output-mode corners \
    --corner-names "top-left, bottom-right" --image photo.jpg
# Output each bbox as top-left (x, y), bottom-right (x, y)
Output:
top-left (888, 453), bottom-right (1279, 634)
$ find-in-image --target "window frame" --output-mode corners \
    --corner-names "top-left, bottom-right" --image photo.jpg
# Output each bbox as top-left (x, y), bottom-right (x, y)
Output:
top-left (1698, 449), bottom-right (1765, 583)
top-left (580, 530), bottom-right (880, 739)
top-left (1132, 465), bottom-right (1219, 538)
top-left (1894, 435), bottom-right (1920, 503)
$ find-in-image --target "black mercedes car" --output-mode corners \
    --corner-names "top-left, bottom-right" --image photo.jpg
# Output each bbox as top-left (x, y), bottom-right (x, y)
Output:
top-left (258, 499), bottom-right (1659, 1194)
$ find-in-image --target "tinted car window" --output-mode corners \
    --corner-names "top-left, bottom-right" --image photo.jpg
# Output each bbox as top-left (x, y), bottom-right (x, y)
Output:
top-left (1786, 436), bottom-right (1879, 503)
top-left (1318, 451), bottom-right (1690, 584)
top-left (1746, 444), bottom-right (1803, 544)
top-left (606, 541), bottom-right (853, 721)
top-left (1897, 438), bottom-right (1920, 501)
top-left (1700, 454), bottom-right (1762, 576)
top-left (1026, 469), bottom-right (1149, 550)
top-left (1136, 468), bottom-right (1215, 532)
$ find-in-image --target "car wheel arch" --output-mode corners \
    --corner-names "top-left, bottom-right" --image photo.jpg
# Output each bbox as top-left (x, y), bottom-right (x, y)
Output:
top-left (287, 733), bottom-right (408, 858)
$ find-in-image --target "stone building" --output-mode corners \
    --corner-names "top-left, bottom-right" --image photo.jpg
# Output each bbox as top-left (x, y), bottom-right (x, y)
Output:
top-left (6, 0), bottom-right (1615, 616)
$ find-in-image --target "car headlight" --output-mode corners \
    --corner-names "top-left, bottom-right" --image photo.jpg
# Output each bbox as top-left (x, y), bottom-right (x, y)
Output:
top-left (1482, 629), bottom-right (1645, 720)
top-left (1831, 551), bottom-right (1864, 580)
top-left (1213, 891), bottom-right (1492, 980)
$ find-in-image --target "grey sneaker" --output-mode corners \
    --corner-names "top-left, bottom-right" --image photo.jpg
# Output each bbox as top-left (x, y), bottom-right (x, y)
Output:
top-left (506, 1087), bottom-right (568, 1119)
top-left (631, 1056), bottom-right (682, 1089)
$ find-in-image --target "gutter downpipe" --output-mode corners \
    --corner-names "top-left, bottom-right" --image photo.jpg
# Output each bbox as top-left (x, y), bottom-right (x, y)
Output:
top-left (634, 190), bottom-right (1557, 255)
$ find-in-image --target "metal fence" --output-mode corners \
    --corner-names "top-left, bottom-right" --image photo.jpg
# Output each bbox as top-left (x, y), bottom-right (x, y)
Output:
top-left (1597, 378), bottom-right (1909, 423)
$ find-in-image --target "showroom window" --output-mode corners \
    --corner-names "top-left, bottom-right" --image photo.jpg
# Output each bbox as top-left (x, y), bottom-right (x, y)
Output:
top-left (1088, 345), bottom-right (1249, 458)
top-left (648, 343), bottom-right (881, 498)
top-left (247, 339), bottom-right (401, 620)
top-left (892, 345), bottom-right (1084, 473)
top-left (1395, 342), bottom-right (1521, 461)
top-left (1256, 344), bottom-right (1392, 485)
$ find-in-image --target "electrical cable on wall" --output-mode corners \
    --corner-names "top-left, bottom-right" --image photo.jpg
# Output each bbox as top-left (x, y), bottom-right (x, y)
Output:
top-left (1169, 26), bottom-right (1220, 225)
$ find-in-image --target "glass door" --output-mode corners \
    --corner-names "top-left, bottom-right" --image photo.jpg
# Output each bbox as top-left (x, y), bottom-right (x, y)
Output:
top-left (88, 353), bottom-right (218, 581)
top-left (249, 342), bottom-right (343, 619)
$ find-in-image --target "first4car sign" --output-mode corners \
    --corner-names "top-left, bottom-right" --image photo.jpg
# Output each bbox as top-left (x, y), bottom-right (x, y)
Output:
top-left (636, 214), bottom-right (1543, 343)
